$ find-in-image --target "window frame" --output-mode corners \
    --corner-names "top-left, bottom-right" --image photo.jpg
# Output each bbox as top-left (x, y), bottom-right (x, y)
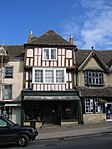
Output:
top-left (5, 66), bottom-right (13, 78)
top-left (84, 71), bottom-right (104, 86)
top-left (42, 48), bottom-right (57, 60)
top-left (85, 98), bottom-right (103, 114)
top-left (3, 84), bottom-right (12, 100)
top-left (32, 68), bottom-right (66, 84)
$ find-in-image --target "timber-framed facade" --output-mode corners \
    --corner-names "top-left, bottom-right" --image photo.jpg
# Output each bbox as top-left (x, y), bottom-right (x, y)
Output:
top-left (21, 30), bottom-right (82, 127)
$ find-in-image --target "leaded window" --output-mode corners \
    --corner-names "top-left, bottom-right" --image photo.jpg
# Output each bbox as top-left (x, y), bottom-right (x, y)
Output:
top-left (84, 71), bottom-right (104, 86)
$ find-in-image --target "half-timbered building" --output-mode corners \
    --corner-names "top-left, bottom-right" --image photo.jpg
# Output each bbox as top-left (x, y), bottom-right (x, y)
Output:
top-left (21, 30), bottom-right (82, 127)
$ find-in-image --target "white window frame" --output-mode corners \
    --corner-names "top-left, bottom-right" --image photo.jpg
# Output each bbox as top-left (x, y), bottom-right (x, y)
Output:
top-left (85, 98), bottom-right (103, 114)
top-left (42, 48), bottom-right (57, 60)
top-left (32, 68), bottom-right (66, 84)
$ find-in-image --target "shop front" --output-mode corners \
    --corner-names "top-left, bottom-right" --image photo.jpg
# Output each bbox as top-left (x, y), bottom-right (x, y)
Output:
top-left (21, 90), bottom-right (82, 128)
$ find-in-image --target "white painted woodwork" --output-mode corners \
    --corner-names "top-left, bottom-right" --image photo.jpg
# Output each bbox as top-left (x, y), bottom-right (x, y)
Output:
top-left (45, 84), bottom-right (47, 90)
top-left (69, 73), bottom-right (72, 81)
top-left (55, 84), bottom-right (58, 90)
top-left (66, 83), bottom-right (68, 89)
top-left (26, 72), bottom-right (28, 80)
top-left (26, 58), bottom-right (29, 66)
top-left (25, 82), bottom-right (28, 89)
top-left (66, 73), bottom-right (68, 81)
top-left (70, 59), bottom-right (72, 66)
top-left (58, 56), bottom-right (61, 66)
top-left (66, 50), bottom-right (72, 58)
top-left (27, 49), bottom-right (33, 57)
top-left (34, 56), bottom-right (37, 66)
top-left (42, 61), bottom-right (45, 66)
top-left (62, 49), bottom-right (65, 55)
top-left (38, 56), bottom-right (41, 66)
top-left (66, 59), bottom-right (68, 66)
top-left (33, 84), bottom-right (36, 90)
top-left (41, 84), bottom-right (44, 91)
top-left (30, 58), bottom-right (33, 66)
top-left (51, 61), bottom-right (53, 66)
top-left (34, 48), bottom-right (38, 55)
top-left (54, 61), bottom-right (57, 66)
top-left (37, 84), bottom-right (40, 90)
top-left (70, 83), bottom-right (72, 89)
top-left (58, 49), bottom-right (61, 55)
top-left (38, 48), bottom-right (41, 55)
top-left (62, 56), bottom-right (65, 66)
top-left (59, 85), bottom-right (61, 90)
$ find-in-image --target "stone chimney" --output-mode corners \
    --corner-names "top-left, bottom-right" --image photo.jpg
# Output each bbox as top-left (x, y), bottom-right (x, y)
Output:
top-left (28, 31), bottom-right (34, 43)
top-left (69, 35), bottom-right (74, 45)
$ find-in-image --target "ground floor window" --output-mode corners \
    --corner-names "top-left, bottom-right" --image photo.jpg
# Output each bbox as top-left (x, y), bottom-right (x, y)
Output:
top-left (24, 101), bottom-right (79, 124)
top-left (62, 101), bottom-right (78, 120)
top-left (85, 98), bottom-right (103, 114)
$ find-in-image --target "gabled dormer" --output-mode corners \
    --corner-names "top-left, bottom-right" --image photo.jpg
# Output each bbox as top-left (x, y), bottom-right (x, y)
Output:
top-left (75, 50), bottom-right (110, 87)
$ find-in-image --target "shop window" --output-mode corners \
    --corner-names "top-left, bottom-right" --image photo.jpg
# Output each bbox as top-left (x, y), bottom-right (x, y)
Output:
top-left (62, 102), bottom-right (78, 120)
top-left (85, 98), bottom-right (103, 114)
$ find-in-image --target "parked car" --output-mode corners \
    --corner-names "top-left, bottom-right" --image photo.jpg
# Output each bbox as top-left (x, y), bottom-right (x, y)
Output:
top-left (0, 116), bottom-right (38, 147)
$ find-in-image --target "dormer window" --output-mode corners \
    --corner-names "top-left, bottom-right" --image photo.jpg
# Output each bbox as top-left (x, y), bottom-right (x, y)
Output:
top-left (84, 71), bottom-right (104, 86)
top-left (43, 48), bottom-right (57, 60)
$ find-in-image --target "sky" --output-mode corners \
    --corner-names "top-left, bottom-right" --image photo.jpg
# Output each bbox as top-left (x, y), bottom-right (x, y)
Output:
top-left (0, 0), bottom-right (112, 50)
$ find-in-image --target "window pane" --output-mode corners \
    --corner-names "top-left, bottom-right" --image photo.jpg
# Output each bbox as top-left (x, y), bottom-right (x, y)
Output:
top-left (5, 67), bottom-right (13, 78)
top-left (44, 49), bottom-right (49, 59)
top-left (45, 70), bottom-right (54, 83)
top-left (51, 49), bottom-right (56, 59)
top-left (35, 70), bottom-right (43, 82)
top-left (3, 85), bottom-right (12, 100)
top-left (56, 70), bottom-right (64, 83)
top-left (84, 71), bottom-right (103, 86)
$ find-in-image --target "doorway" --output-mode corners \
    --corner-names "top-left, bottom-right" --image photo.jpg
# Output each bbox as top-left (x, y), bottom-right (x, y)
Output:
top-left (105, 103), bottom-right (112, 121)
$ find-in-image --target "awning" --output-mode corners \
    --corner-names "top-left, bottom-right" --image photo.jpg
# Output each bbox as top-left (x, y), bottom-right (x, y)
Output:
top-left (23, 96), bottom-right (80, 101)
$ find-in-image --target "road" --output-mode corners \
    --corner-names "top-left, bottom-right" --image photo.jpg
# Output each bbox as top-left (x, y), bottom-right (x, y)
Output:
top-left (0, 132), bottom-right (112, 149)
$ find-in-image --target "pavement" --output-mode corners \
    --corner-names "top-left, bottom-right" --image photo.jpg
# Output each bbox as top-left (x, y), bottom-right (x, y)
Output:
top-left (36, 121), bottom-right (112, 141)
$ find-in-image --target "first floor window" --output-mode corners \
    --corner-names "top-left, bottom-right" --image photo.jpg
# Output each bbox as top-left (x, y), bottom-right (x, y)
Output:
top-left (45, 70), bottom-right (54, 83)
top-left (3, 85), bottom-right (12, 100)
top-left (85, 98), bottom-right (103, 114)
top-left (56, 70), bottom-right (64, 83)
top-left (5, 67), bottom-right (13, 78)
top-left (35, 70), bottom-right (43, 82)
top-left (84, 71), bottom-right (104, 86)
top-left (33, 68), bottom-right (65, 83)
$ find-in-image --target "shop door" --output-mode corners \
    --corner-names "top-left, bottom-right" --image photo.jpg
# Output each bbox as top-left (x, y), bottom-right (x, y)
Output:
top-left (51, 104), bottom-right (61, 125)
top-left (105, 103), bottom-right (112, 121)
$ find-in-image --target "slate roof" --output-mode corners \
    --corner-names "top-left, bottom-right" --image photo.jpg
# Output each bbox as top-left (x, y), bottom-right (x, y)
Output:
top-left (27, 30), bottom-right (75, 46)
top-left (0, 45), bottom-right (24, 58)
top-left (76, 86), bottom-right (112, 98)
top-left (75, 49), bottom-right (112, 68)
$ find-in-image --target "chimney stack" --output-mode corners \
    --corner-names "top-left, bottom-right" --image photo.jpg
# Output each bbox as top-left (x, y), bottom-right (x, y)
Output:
top-left (69, 35), bottom-right (74, 45)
